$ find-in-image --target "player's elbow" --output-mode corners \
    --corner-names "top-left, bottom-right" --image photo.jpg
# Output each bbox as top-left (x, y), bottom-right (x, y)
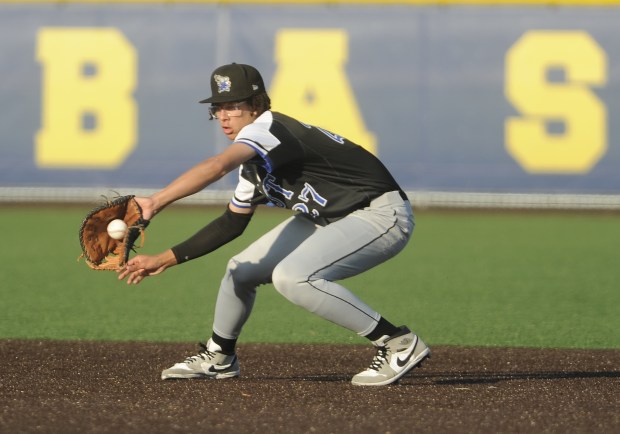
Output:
top-left (200, 156), bottom-right (232, 181)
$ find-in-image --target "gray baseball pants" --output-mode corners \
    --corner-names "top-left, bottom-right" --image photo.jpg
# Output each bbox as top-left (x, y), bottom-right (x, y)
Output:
top-left (212, 191), bottom-right (414, 339)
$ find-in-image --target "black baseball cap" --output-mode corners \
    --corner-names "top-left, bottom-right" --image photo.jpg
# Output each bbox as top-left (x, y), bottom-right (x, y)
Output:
top-left (200, 63), bottom-right (266, 104)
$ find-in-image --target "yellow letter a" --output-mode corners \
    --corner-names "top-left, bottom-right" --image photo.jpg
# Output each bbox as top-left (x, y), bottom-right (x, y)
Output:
top-left (270, 29), bottom-right (377, 154)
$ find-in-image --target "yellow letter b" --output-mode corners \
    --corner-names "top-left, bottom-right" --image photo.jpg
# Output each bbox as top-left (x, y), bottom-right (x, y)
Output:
top-left (35, 28), bottom-right (137, 169)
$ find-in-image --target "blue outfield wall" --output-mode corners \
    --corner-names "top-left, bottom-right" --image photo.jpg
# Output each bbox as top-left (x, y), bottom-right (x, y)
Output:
top-left (0, 4), bottom-right (619, 194)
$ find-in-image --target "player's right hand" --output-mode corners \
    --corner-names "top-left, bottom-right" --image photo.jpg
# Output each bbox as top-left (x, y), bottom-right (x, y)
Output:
top-left (117, 250), bottom-right (176, 284)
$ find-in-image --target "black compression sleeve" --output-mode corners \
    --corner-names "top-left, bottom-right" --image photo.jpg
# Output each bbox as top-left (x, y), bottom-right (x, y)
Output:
top-left (171, 208), bottom-right (253, 264)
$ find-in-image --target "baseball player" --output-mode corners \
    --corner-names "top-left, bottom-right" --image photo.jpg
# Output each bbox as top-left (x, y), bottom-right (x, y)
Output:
top-left (118, 63), bottom-right (430, 386)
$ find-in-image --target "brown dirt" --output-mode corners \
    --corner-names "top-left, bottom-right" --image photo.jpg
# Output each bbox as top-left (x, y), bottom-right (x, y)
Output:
top-left (1, 340), bottom-right (618, 434)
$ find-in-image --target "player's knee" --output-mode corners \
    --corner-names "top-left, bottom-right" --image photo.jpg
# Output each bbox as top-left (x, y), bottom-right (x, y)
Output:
top-left (272, 262), bottom-right (306, 304)
top-left (226, 257), bottom-right (259, 287)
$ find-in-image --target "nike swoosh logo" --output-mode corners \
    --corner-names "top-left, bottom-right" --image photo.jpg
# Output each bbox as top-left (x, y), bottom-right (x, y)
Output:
top-left (206, 356), bottom-right (236, 372)
top-left (395, 337), bottom-right (418, 367)
top-left (396, 349), bottom-right (414, 367)
top-left (208, 365), bottom-right (231, 372)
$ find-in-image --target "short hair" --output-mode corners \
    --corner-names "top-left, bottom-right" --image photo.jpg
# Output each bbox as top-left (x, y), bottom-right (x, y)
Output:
top-left (248, 92), bottom-right (271, 115)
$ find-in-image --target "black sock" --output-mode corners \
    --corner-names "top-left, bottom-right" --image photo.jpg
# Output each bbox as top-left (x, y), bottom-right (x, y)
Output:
top-left (211, 333), bottom-right (237, 355)
top-left (365, 317), bottom-right (400, 342)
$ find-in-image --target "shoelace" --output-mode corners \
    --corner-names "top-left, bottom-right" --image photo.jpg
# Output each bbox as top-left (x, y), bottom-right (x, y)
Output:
top-left (368, 346), bottom-right (389, 371)
top-left (185, 342), bottom-right (216, 363)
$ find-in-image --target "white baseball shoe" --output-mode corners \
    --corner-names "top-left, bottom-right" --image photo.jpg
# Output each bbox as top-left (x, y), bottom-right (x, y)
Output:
top-left (351, 326), bottom-right (430, 386)
top-left (161, 339), bottom-right (240, 380)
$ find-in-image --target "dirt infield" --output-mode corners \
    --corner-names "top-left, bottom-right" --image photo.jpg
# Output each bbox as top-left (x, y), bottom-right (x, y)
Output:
top-left (1, 340), bottom-right (618, 434)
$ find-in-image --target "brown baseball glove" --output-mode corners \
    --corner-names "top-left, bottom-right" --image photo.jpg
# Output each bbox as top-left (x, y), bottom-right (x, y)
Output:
top-left (78, 195), bottom-right (149, 270)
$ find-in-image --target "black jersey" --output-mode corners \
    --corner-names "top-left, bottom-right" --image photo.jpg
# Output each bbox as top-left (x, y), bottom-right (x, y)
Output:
top-left (231, 111), bottom-right (405, 218)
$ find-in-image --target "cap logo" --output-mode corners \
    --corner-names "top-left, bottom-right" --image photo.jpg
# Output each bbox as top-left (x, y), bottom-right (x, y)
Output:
top-left (214, 74), bottom-right (231, 94)
top-left (252, 84), bottom-right (259, 91)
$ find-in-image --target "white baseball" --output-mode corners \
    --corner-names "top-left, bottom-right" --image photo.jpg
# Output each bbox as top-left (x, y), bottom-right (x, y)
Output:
top-left (107, 219), bottom-right (128, 240)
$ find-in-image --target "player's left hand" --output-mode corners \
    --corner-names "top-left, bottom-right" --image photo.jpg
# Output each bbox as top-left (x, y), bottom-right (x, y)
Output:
top-left (133, 197), bottom-right (156, 221)
top-left (78, 195), bottom-right (149, 271)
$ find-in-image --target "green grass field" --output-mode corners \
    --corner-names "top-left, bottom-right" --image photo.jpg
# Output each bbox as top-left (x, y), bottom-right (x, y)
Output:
top-left (0, 204), bottom-right (617, 349)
